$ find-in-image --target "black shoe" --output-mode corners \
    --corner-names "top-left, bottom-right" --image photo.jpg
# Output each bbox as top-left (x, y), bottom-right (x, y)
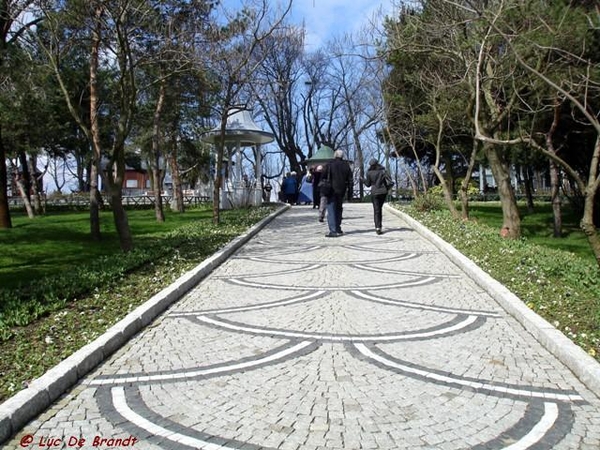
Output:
top-left (325, 232), bottom-right (339, 238)
top-left (318, 218), bottom-right (324, 222)
top-left (376, 228), bottom-right (382, 235)
top-left (336, 229), bottom-right (343, 234)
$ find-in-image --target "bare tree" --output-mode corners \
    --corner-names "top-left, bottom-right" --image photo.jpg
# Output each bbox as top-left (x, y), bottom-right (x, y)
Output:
top-left (47, 153), bottom-right (68, 194)
top-left (249, 26), bottom-right (305, 174)
top-left (301, 50), bottom-right (352, 152)
top-left (328, 34), bottom-right (384, 199)
top-left (202, 0), bottom-right (291, 224)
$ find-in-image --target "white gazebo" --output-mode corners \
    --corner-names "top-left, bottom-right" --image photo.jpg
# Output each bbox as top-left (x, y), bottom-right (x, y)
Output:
top-left (202, 107), bottom-right (275, 208)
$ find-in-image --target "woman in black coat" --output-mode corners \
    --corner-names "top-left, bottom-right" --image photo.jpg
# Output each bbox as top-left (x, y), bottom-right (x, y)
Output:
top-left (363, 158), bottom-right (391, 234)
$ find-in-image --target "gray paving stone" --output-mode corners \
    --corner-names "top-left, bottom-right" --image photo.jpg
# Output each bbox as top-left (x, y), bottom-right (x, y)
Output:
top-left (2, 204), bottom-right (600, 449)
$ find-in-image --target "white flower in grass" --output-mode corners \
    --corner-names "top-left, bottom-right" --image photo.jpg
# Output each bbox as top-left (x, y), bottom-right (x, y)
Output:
top-left (44, 335), bottom-right (53, 344)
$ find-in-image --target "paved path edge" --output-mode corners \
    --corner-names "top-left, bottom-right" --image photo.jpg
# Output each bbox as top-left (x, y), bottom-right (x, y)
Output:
top-left (386, 204), bottom-right (600, 397)
top-left (0, 204), bottom-right (290, 445)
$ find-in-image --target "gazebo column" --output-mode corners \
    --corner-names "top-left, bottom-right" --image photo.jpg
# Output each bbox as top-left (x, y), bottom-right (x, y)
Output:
top-left (200, 108), bottom-right (275, 209)
top-left (235, 141), bottom-right (242, 183)
top-left (254, 145), bottom-right (262, 205)
top-left (220, 147), bottom-right (229, 209)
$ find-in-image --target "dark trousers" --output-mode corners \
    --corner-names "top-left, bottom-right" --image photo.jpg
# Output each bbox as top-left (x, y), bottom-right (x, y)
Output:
top-left (327, 193), bottom-right (345, 232)
top-left (372, 194), bottom-right (386, 229)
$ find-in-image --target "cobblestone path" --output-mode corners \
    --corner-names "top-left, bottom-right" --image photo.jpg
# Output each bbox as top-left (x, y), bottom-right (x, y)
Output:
top-left (4, 203), bottom-right (600, 449)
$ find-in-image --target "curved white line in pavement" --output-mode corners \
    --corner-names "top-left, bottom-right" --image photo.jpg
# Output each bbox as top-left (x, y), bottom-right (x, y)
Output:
top-left (352, 264), bottom-right (461, 278)
top-left (502, 402), bottom-right (559, 450)
top-left (90, 341), bottom-right (313, 385)
top-left (196, 315), bottom-right (478, 342)
top-left (350, 290), bottom-right (501, 318)
top-left (240, 245), bottom-right (322, 257)
top-left (227, 276), bottom-right (438, 291)
top-left (353, 344), bottom-right (582, 402)
top-left (112, 387), bottom-right (230, 449)
top-left (170, 291), bottom-right (327, 316)
top-left (237, 253), bottom-right (421, 265)
top-left (215, 264), bottom-right (322, 279)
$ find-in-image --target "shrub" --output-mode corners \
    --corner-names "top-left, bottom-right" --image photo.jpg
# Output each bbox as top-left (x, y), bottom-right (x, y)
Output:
top-left (412, 192), bottom-right (444, 212)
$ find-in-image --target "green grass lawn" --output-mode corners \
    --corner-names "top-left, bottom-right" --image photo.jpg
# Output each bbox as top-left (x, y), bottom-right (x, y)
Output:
top-left (398, 200), bottom-right (600, 364)
top-left (0, 208), bottom-right (217, 290)
top-left (0, 204), bottom-right (276, 402)
top-left (467, 201), bottom-right (596, 263)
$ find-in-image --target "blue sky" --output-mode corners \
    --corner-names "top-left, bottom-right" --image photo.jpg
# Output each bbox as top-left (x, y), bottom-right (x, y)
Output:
top-left (289, 0), bottom-right (396, 49)
top-left (219, 0), bottom-right (397, 49)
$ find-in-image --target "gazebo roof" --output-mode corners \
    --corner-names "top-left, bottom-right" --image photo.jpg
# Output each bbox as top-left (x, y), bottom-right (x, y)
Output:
top-left (306, 145), bottom-right (334, 165)
top-left (201, 107), bottom-right (274, 146)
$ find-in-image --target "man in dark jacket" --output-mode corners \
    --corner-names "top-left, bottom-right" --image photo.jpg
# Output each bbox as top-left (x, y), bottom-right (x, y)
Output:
top-left (323, 150), bottom-right (353, 237)
top-left (363, 158), bottom-right (391, 234)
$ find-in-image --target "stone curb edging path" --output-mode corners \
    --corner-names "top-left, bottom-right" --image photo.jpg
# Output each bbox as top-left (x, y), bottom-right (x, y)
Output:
top-left (0, 204), bottom-right (290, 445)
top-left (385, 204), bottom-right (600, 397)
top-left (2, 202), bottom-right (600, 449)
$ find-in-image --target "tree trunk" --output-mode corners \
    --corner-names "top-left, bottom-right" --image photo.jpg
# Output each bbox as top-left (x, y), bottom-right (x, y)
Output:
top-left (107, 159), bottom-right (133, 252)
top-left (89, 163), bottom-right (101, 240)
top-left (14, 170), bottom-right (35, 219)
top-left (403, 166), bottom-right (418, 199)
top-left (580, 136), bottom-right (600, 267)
top-left (213, 156), bottom-right (222, 225)
top-left (485, 144), bottom-right (521, 238)
top-left (213, 108), bottom-right (231, 225)
top-left (151, 79), bottom-right (166, 222)
top-left (76, 152), bottom-right (87, 192)
top-left (459, 138), bottom-right (479, 220)
top-left (0, 126), bottom-right (12, 228)
top-left (151, 166), bottom-right (164, 222)
top-left (88, 4), bottom-right (103, 241)
top-left (433, 165), bottom-right (460, 219)
top-left (549, 160), bottom-right (562, 238)
top-left (581, 194), bottom-right (600, 267)
top-left (431, 114), bottom-right (459, 219)
top-left (168, 144), bottom-right (185, 213)
top-left (27, 155), bottom-right (44, 215)
top-left (49, 155), bottom-right (66, 194)
top-left (523, 167), bottom-right (534, 213)
top-left (110, 188), bottom-right (133, 252)
top-left (443, 152), bottom-right (455, 197)
top-left (411, 142), bottom-right (428, 193)
top-left (17, 151), bottom-right (32, 205)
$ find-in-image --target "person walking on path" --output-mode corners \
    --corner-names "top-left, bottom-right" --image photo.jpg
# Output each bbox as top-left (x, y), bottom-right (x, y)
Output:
top-left (312, 165), bottom-right (327, 222)
top-left (363, 158), bottom-right (392, 235)
top-left (282, 172), bottom-right (298, 205)
top-left (323, 150), bottom-right (353, 237)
